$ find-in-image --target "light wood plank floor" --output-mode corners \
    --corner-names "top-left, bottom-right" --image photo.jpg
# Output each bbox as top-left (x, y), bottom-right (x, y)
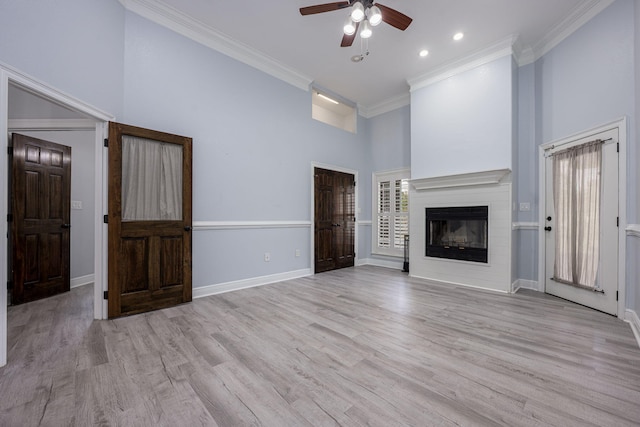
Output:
top-left (1, 266), bottom-right (639, 426)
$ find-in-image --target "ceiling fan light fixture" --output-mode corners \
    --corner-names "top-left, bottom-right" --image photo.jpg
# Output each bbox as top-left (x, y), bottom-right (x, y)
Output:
top-left (343, 17), bottom-right (356, 35)
top-left (360, 19), bottom-right (372, 38)
top-left (351, 2), bottom-right (365, 23)
top-left (368, 6), bottom-right (382, 26)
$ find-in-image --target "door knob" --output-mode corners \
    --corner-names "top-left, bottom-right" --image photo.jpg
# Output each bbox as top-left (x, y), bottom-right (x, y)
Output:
top-left (184, 226), bottom-right (192, 231)
top-left (547, 216), bottom-right (552, 221)
top-left (61, 223), bottom-right (71, 229)
top-left (544, 226), bottom-right (552, 231)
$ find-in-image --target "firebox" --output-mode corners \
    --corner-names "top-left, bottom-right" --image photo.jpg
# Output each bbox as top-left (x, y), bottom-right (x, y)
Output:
top-left (425, 206), bottom-right (488, 263)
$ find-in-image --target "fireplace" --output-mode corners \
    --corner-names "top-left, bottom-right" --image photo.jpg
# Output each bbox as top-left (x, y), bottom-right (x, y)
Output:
top-left (425, 206), bottom-right (488, 263)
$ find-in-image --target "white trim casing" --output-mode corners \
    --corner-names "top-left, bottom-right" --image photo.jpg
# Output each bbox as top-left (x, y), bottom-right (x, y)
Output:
top-left (624, 309), bottom-right (640, 349)
top-left (71, 274), bottom-right (95, 289)
top-left (8, 118), bottom-right (98, 130)
top-left (193, 220), bottom-right (311, 230)
top-left (193, 269), bottom-right (312, 299)
top-left (512, 279), bottom-right (543, 293)
top-left (626, 224), bottom-right (640, 238)
top-left (512, 222), bottom-right (539, 230)
top-left (537, 117), bottom-right (627, 319)
top-left (372, 167), bottom-right (411, 258)
top-left (1, 64), bottom-right (114, 368)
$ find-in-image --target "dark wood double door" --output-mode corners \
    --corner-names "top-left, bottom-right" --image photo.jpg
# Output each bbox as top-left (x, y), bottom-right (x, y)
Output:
top-left (314, 168), bottom-right (355, 273)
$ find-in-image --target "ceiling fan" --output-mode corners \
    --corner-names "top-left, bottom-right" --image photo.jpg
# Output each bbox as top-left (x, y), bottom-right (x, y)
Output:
top-left (300, 0), bottom-right (413, 47)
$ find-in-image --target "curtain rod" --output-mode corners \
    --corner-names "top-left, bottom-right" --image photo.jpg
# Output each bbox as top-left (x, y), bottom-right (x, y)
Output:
top-left (544, 137), bottom-right (613, 157)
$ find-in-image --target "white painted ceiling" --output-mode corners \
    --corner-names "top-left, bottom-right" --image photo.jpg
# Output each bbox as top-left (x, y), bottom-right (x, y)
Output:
top-left (148, 0), bottom-right (611, 112)
top-left (9, 1), bottom-right (614, 120)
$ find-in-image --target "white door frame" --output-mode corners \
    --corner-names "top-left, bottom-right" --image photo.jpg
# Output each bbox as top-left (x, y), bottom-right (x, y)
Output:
top-left (537, 117), bottom-right (627, 318)
top-left (310, 162), bottom-right (359, 274)
top-left (0, 64), bottom-right (113, 367)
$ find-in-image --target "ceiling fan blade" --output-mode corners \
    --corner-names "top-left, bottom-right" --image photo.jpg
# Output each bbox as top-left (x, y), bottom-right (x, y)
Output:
top-left (341, 22), bottom-right (359, 47)
top-left (300, 2), bottom-right (350, 15)
top-left (376, 3), bottom-right (413, 31)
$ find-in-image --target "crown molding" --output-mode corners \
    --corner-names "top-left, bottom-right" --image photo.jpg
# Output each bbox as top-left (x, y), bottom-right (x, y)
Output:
top-left (358, 92), bottom-right (410, 119)
top-left (118, 0), bottom-right (313, 92)
top-left (530, 0), bottom-right (616, 61)
top-left (407, 35), bottom-right (517, 92)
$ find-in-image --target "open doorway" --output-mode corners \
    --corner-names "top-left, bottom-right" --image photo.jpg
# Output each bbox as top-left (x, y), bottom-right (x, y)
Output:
top-left (0, 66), bottom-right (113, 366)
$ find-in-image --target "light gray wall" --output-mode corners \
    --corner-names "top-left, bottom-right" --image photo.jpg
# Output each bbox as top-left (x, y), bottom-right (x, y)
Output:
top-left (410, 55), bottom-right (513, 180)
top-left (366, 105), bottom-right (411, 264)
top-left (121, 12), bottom-right (372, 287)
top-left (0, 0), bottom-right (125, 118)
top-left (516, 0), bottom-right (637, 300)
top-left (10, 130), bottom-right (95, 281)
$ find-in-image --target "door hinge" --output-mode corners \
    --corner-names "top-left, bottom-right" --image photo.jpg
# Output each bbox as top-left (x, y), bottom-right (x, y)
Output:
top-left (617, 217), bottom-right (619, 227)
top-left (617, 142), bottom-right (619, 153)
top-left (103, 138), bottom-right (109, 148)
top-left (6, 214), bottom-right (13, 223)
top-left (103, 291), bottom-right (108, 300)
top-left (103, 215), bottom-right (108, 224)
top-left (616, 291), bottom-right (619, 301)
top-left (7, 146), bottom-right (13, 155)
top-left (7, 281), bottom-right (12, 290)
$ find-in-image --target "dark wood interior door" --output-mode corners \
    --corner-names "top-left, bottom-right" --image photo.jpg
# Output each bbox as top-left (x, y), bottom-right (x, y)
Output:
top-left (314, 168), bottom-right (355, 273)
top-left (108, 122), bottom-right (192, 318)
top-left (11, 133), bottom-right (71, 304)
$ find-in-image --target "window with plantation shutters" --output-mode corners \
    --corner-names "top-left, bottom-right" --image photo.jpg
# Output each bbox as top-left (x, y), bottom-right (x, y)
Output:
top-left (373, 168), bottom-right (410, 257)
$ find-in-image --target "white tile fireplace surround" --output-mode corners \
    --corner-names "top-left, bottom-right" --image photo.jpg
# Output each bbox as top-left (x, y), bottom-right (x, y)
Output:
top-left (409, 169), bottom-right (512, 293)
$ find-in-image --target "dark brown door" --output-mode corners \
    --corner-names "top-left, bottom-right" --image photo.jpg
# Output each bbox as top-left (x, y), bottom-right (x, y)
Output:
top-left (108, 122), bottom-right (192, 318)
top-left (314, 168), bottom-right (355, 273)
top-left (11, 134), bottom-right (71, 304)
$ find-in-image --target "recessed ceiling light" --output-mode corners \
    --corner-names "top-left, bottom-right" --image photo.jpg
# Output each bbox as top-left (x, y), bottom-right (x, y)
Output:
top-left (453, 32), bottom-right (464, 41)
top-left (419, 49), bottom-right (429, 57)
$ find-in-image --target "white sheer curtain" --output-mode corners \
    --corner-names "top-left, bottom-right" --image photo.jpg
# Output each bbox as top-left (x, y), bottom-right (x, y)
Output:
top-left (552, 140), bottom-right (602, 288)
top-left (122, 135), bottom-right (183, 221)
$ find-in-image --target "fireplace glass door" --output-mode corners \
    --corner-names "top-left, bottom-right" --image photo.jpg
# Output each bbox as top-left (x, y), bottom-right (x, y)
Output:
top-left (426, 206), bottom-right (488, 263)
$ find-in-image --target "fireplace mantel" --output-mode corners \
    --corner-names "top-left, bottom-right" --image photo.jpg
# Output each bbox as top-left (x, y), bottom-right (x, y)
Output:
top-left (411, 169), bottom-right (511, 191)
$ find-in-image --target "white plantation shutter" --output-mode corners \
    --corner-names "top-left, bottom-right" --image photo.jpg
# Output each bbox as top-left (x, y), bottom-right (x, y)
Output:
top-left (373, 169), bottom-right (410, 256)
top-left (378, 181), bottom-right (391, 247)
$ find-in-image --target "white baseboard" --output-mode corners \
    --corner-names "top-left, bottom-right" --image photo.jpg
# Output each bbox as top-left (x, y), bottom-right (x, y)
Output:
top-left (624, 309), bottom-right (640, 349)
top-left (193, 268), bottom-right (312, 299)
top-left (71, 274), bottom-right (94, 289)
top-left (409, 274), bottom-right (510, 294)
top-left (357, 257), bottom-right (404, 270)
top-left (512, 279), bottom-right (543, 293)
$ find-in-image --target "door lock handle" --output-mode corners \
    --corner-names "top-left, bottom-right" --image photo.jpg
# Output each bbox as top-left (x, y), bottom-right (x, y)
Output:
top-left (332, 223), bottom-right (341, 227)
top-left (547, 216), bottom-right (552, 221)
top-left (184, 226), bottom-right (192, 232)
top-left (61, 223), bottom-right (71, 229)
top-left (544, 226), bottom-right (552, 231)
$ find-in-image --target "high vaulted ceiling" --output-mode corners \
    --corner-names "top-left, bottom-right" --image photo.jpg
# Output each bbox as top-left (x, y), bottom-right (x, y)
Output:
top-left (127, 0), bottom-right (613, 115)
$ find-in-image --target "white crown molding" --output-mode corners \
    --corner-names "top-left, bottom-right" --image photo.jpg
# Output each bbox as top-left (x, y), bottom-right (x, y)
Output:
top-left (407, 35), bottom-right (518, 92)
top-left (627, 224), bottom-right (640, 238)
top-left (358, 92), bottom-right (410, 119)
top-left (193, 220), bottom-right (311, 231)
top-left (8, 118), bottom-right (98, 130)
top-left (530, 0), bottom-right (616, 62)
top-left (411, 169), bottom-right (511, 191)
top-left (118, 0), bottom-right (313, 92)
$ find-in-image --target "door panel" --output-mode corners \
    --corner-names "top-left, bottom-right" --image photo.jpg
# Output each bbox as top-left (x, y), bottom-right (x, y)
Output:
top-left (108, 122), bottom-right (192, 318)
top-left (314, 168), bottom-right (355, 273)
top-left (11, 134), bottom-right (71, 304)
top-left (544, 129), bottom-right (618, 315)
